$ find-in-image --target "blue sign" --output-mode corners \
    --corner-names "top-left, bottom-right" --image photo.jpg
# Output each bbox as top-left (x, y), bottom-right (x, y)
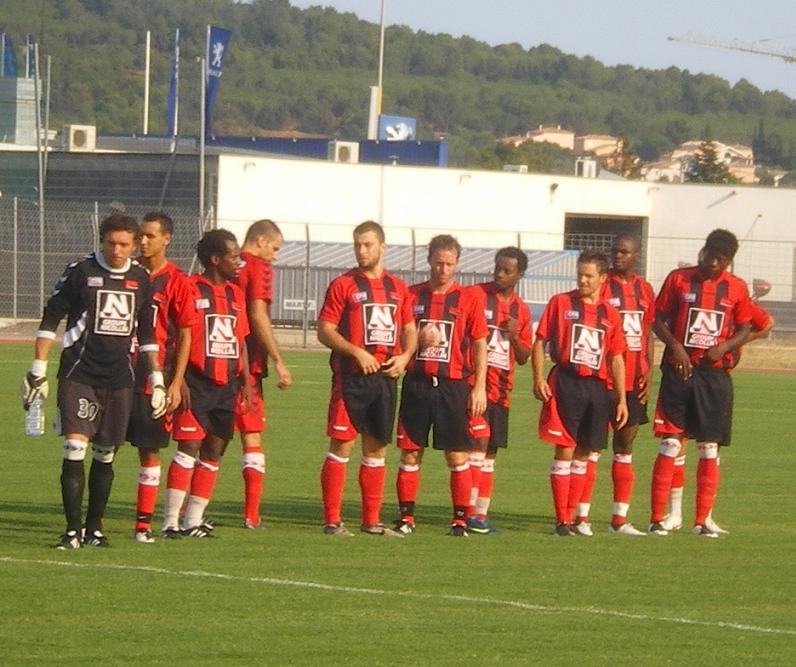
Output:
top-left (1, 34), bottom-right (17, 77)
top-left (205, 25), bottom-right (231, 137)
top-left (378, 115), bottom-right (416, 141)
top-left (167, 29), bottom-right (180, 136)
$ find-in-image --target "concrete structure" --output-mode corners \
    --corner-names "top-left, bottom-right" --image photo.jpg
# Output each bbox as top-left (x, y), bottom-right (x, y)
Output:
top-left (499, 125), bottom-right (575, 151)
top-left (0, 78), bottom-right (37, 145)
top-left (642, 140), bottom-right (757, 184)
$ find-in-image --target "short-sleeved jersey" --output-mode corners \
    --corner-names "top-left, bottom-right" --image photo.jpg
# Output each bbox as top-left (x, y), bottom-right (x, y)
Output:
top-left (655, 266), bottom-right (753, 370)
top-left (134, 261), bottom-right (199, 392)
top-left (407, 281), bottom-right (488, 381)
top-left (318, 268), bottom-right (413, 375)
top-left (187, 274), bottom-right (250, 385)
top-left (468, 282), bottom-right (532, 407)
top-left (600, 271), bottom-right (655, 391)
top-left (237, 251), bottom-right (274, 377)
top-left (536, 290), bottom-right (625, 382)
top-left (38, 252), bottom-right (155, 389)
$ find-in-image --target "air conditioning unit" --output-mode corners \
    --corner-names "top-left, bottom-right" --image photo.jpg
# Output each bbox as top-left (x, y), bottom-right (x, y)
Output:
top-left (328, 140), bottom-right (359, 164)
top-left (503, 164), bottom-right (528, 173)
top-left (63, 124), bottom-right (96, 152)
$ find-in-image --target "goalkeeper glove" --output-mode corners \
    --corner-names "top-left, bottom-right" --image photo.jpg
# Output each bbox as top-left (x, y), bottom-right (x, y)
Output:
top-left (21, 359), bottom-right (49, 411)
top-left (149, 371), bottom-right (167, 419)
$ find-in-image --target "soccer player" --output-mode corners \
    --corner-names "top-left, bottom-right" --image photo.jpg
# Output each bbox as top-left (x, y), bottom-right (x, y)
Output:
top-left (318, 221), bottom-right (417, 537)
top-left (127, 212), bottom-right (198, 544)
top-left (21, 213), bottom-right (162, 549)
top-left (235, 219), bottom-right (292, 529)
top-left (465, 247), bottom-right (532, 534)
top-left (660, 291), bottom-right (772, 534)
top-left (161, 229), bottom-right (250, 537)
top-left (532, 249), bottom-right (628, 537)
top-left (649, 229), bottom-right (753, 537)
top-left (573, 234), bottom-right (654, 537)
top-left (394, 234), bottom-right (488, 537)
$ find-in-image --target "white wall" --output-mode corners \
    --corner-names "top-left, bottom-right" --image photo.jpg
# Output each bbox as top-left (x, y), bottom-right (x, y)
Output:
top-left (217, 154), bottom-right (795, 299)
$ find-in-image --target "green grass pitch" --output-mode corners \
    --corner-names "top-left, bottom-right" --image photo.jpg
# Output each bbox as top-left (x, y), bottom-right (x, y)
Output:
top-left (0, 344), bottom-right (794, 665)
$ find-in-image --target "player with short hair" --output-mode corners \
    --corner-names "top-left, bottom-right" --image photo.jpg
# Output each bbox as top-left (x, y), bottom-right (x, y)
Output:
top-left (318, 220), bottom-right (417, 537)
top-left (532, 249), bottom-right (628, 537)
top-left (21, 213), bottom-right (161, 549)
top-left (572, 234), bottom-right (654, 537)
top-left (465, 247), bottom-right (532, 534)
top-left (649, 229), bottom-right (753, 537)
top-left (235, 219), bottom-right (292, 529)
top-left (127, 211), bottom-right (198, 544)
top-left (161, 229), bottom-right (250, 537)
top-left (393, 234), bottom-right (488, 537)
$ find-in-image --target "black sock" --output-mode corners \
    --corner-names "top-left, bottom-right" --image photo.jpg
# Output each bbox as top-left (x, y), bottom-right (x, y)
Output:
top-left (61, 459), bottom-right (85, 532)
top-left (85, 459), bottom-right (114, 533)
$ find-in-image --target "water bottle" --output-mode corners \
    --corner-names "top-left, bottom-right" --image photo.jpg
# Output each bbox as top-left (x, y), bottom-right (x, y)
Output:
top-left (25, 396), bottom-right (45, 437)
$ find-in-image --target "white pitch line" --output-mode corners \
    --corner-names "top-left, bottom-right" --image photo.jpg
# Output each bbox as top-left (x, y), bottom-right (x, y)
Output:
top-left (1, 556), bottom-right (794, 638)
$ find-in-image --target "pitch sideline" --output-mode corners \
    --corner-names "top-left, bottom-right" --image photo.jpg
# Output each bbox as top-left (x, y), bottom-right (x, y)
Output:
top-left (1, 555), bottom-right (794, 638)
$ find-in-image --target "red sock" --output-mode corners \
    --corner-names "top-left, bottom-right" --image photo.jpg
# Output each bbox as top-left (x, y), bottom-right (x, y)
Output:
top-left (468, 454), bottom-right (484, 518)
top-left (671, 457), bottom-right (685, 492)
top-left (242, 446), bottom-right (265, 525)
top-left (449, 463), bottom-right (471, 523)
top-left (549, 460), bottom-right (571, 524)
top-left (611, 454), bottom-right (634, 525)
top-left (567, 460), bottom-right (588, 523)
top-left (320, 454), bottom-right (348, 525)
top-left (476, 459), bottom-right (495, 518)
top-left (576, 453), bottom-right (599, 522)
top-left (695, 444), bottom-right (720, 525)
top-left (396, 463), bottom-right (420, 522)
top-left (650, 438), bottom-right (680, 522)
top-left (136, 465), bottom-right (161, 531)
top-left (359, 457), bottom-right (386, 527)
top-left (167, 458), bottom-right (193, 492)
top-left (190, 458), bottom-right (220, 501)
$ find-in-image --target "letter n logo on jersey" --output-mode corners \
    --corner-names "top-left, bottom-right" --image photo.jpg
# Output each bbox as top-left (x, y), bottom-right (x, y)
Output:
top-left (363, 303), bottom-right (397, 346)
top-left (620, 310), bottom-right (644, 352)
top-left (685, 308), bottom-right (724, 349)
top-left (569, 323), bottom-right (604, 370)
top-left (486, 325), bottom-right (511, 370)
top-left (205, 314), bottom-right (239, 358)
top-left (416, 319), bottom-right (454, 363)
top-left (95, 290), bottom-right (135, 336)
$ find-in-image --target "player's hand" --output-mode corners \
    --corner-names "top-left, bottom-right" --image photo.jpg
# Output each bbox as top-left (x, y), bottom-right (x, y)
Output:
top-left (149, 371), bottom-right (167, 420)
top-left (468, 386), bottom-right (487, 418)
top-left (637, 372), bottom-right (652, 404)
top-left (21, 360), bottom-right (49, 410)
top-left (355, 349), bottom-right (381, 375)
top-left (703, 344), bottom-right (725, 365)
top-left (166, 381), bottom-right (182, 413)
top-left (380, 355), bottom-right (408, 379)
top-left (505, 317), bottom-right (520, 340)
top-left (614, 400), bottom-right (629, 430)
top-left (533, 378), bottom-right (552, 402)
top-left (671, 346), bottom-right (692, 381)
top-left (275, 360), bottom-right (293, 390)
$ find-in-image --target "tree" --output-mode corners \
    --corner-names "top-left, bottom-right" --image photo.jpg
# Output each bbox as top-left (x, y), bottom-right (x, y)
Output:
top-left (685, 140), bottom-right (739, 184)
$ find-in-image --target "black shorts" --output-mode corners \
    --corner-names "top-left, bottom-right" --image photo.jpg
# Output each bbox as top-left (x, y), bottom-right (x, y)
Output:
top-left (622, 389), bottom-right (649, 429)
top-left (473, 402), bottom-right (510, 450)
top-left (398, 374), bottom-right (471, 451)
top-left (342, 373), bottom-right (397, 444)
top-left (127, 392), bottom-right (171, 449)
top-left (655, 365), bottom-right (733, 445)
top-left (181, 368), bottom-right (238, 442)
top-left (539, 368), bottom-right (612, 451)
top-left (57, 379), bottom-right (133, 447)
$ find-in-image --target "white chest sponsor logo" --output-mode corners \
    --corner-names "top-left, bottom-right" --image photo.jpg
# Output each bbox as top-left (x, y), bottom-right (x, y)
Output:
top-left (205, 314), bottom-right (239, 358)
top-left (88, 276), bottom-right (103, 287)
top-left (363, 303), bottom-right (397, 346)
top-left (569, 323), bottom-right (605, 370)
top-left (685, 308), bottom-right (724, 349)
top-left (196, 298), bottom-right (210, 310)
top-left (94, 290), bottom-right (134, 336)
top-left (416, 319), bottom-right (453, 363)
top-left (487, 325), bottom-right (511, 370)
top-left (620, 310), bottom-right (644, 352)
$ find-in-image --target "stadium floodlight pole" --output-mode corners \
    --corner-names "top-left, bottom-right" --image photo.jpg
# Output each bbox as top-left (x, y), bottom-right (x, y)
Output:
top-left (33, 42), bottom-right (45, 314)
top-left (43, 55), bottom-right (51, 180)
top-left (367, 0), bottom-right (387, 139)
top-left (143, 30), bottom-right (150, 135)
top-left (377, 0), bottom-right (386, 114)
top-left (199, 55), bottom-right (206, 232)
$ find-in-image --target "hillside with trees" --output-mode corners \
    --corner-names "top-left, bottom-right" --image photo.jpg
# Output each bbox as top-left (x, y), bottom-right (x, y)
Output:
top-left (4, 0), bottom-right (796, 171)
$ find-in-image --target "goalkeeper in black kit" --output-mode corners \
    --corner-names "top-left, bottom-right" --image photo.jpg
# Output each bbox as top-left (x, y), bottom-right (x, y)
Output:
top-left (21, 213), bottom-right (165, 550)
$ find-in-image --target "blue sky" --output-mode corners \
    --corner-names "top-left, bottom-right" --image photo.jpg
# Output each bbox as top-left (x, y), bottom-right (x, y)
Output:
top-left (289, 1), bottom-right (796, 99)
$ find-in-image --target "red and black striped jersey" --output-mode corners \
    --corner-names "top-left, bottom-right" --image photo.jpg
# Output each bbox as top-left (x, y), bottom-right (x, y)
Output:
top-left (468, 282), bottom-right (532, 407)
top-left (600, 271), bottom-right (655, 391)
top-left (38, 252), bottom-right (155, 389)
top-left (187, 274), bottom-right (249, 385)
top-left (237, 251), bottom-right (273, 377)
top-left (318, 268), bottom-right (413, 375)
top-left (655, 266), bottom-right (753, 370)
top-left (408, 281), bottom-right (488, 381)
top-left (536, 290), bottom-right (625, 382)
top-left (134, 262), bottom-right (199, 392)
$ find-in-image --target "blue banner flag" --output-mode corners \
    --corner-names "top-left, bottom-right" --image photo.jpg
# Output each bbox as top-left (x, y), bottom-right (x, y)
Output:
top-left (25, 34), bottom-right (35, 78)
top-left (205, 25), bottom-right (231, 137)
top-left (1, 33), bottom-right (17, 77)
top-left (166, 28), bottom-right (180, 136)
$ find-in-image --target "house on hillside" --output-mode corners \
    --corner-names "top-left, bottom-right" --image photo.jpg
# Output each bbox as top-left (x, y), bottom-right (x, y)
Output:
top-left (641, 140), bottom-right (757, 184)
top-left (498, 125), bottom-right (575, 150)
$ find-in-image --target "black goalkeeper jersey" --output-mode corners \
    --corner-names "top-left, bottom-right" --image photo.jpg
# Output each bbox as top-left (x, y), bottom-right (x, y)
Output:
top-left (38, 252), bottom-right (156, 389)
